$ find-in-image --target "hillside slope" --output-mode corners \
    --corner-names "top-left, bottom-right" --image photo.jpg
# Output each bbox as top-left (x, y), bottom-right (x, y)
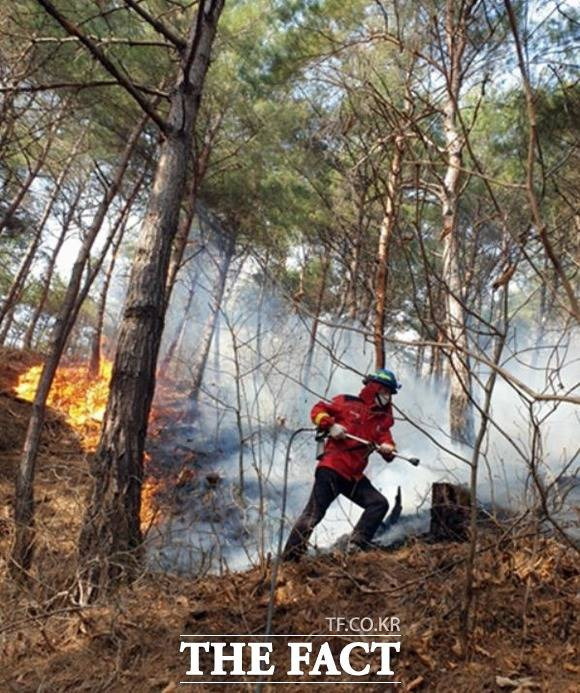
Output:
top-left (0, 349), bottom-right (577, 691)
top-left (2, 532), bottom-right (577, 691)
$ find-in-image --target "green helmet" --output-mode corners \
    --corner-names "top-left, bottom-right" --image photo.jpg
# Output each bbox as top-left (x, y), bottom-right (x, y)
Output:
top-left (363, 368), bottom-right (401, 393)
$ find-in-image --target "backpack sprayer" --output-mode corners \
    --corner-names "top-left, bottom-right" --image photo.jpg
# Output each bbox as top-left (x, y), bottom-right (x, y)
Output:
top-left (316, 428), bottom-right (420, 466)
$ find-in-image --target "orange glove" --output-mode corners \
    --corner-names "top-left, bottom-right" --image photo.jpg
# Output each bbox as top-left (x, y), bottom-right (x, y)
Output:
top-left (314, 413), bottom-right (335, 430)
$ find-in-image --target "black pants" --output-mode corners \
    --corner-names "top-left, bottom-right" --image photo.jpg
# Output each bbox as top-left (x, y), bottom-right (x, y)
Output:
top-left (282, 466), bottom-right (389, 561)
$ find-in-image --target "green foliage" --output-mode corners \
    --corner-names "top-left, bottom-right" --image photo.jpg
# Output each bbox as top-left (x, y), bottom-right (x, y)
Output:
top-left (0, 0), bottom-right (577, 348)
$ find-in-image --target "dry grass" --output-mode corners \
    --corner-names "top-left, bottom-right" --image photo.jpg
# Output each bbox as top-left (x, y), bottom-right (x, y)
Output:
top-left (1, 532), bottom-right (577, 692)
top-left (0, 348), bottom-right (577, 692)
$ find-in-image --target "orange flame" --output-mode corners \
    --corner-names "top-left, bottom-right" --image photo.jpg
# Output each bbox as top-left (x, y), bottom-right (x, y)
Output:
top-left (140, 452), bottom-right (163, 529)
top-left (15, 358), bottom-right (161, 529)
top-left (15, 359), bottom-right (112, 451)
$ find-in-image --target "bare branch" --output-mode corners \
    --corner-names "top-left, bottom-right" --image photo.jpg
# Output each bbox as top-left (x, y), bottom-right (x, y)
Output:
top-left (34, 0), bottom-right (168, 133)
top-left (504, 0), bottom-right (580, 323)
top-left (123, 0), bottom-right (187, 51)
top-left (0, 80), bottom-right (170, 100)
top-left (26, 34), bottom-right (178, 49)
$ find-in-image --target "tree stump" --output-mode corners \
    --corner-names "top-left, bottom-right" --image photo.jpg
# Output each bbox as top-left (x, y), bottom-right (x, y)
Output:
top-left (430, 483), bottom-right (471, 541)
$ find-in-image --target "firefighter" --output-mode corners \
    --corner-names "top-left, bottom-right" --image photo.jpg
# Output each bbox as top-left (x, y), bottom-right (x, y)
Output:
top-left (282, 368), bottom-right (400, 561)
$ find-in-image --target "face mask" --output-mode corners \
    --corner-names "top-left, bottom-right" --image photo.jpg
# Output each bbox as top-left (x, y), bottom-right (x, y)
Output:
top-left (375, 391), bottom-right (391, 408)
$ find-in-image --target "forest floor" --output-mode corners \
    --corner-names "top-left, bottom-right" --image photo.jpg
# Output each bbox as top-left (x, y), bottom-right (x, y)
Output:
top-left (0, 347), bottom-right (578, 692)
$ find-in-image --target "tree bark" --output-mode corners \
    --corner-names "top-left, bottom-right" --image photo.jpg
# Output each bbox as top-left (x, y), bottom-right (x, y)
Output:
top-left (303, 250), bottom-right (330, 381)
top-left (188, 236), bottom-right (234, 401)
top-left (88, 170), bottom-right (147, 377)
top-left (165, 177), bottom-right (199, 305)
top-left (77, 0), bottom-right (225, 595)
top-left (0, 305), bottom-right (16, 346)
top-left (165, 121), bottom-right (216, 305)
top-left (10, 116), bottom-right (147, 576)
top-left (159, 271), bottom-right (198, 377)
top-left (440, 0), bottom-right (475, 446)
top-left (22, 181), bottom-right (85, 350)
top-left (346, 234), bottom-right (362, 321)
top-left (373, 135), bottom-right (404, 369)
top-left (430, 482), bottom-right (471, 541)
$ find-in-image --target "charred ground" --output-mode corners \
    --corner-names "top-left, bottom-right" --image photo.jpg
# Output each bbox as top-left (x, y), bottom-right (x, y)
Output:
top-left (0, 349), bottom-right (578, 692)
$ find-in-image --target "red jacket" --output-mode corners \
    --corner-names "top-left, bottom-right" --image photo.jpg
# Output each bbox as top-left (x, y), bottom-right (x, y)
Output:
top-left (311, 382), bottom-right (396, 481)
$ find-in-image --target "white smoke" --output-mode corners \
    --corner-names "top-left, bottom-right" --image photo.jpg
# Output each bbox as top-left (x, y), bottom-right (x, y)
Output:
top-left (145, 268), bottom-right (579, 573)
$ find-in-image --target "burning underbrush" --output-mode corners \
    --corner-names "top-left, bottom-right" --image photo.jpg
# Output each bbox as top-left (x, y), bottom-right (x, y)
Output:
top-left (2, 351), bottom-right (250, 570)
top-left (11, 357), bottom-right (185, 531)
top-left (15, 358), bottom-right (113, 451)
top-left (0, 349), bottom-right (578, 690)
top-left (0, 348), bottom-right (86, 585)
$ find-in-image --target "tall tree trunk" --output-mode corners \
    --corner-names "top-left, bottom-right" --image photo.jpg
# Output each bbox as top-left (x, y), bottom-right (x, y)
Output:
top-left (346, 189), bottom-right (370, 322)
top-left (373, 135), bottom-right (404, 369)
top-left (159, 273), bottom-right (198, 378)
top-left (0, 134), bottom-right (84, 330)
top-left (535, 253), bottom-right (549, 356)
top-left (0, 155), bottom-right (46, 237)
top-left (87, 220), bottom-right (127, 379)
top-left (504, 0), bottom-right (580, 322)
top-left (10, 117), bottom-right (146, 576)
top-left (346, 233), bottom-right (362, 321)
top-left (0, 221), bottom-right (47, 330)
top-left (0, 305), bottom-right (16, 345)
top-left (165, 124), bottom-right (215, 305)
top-left (165, 177), bottom-right (198, 304)
top-left (77, 0), bottom-right (225, 595)
top-left (440, 0), bottom-right (475, 446)
top-left (88, 170), bottom-right (146, 377)
top-left (0, 111), bottom-right (62, 237)
top-left (415, 308), bottom-right (428, 377)
top-left (22, 181), bottom-right (85, 350)
top-left (189, 238), bottom-right (233, 401)
top-left (303, 250), bottom-right (330, 381)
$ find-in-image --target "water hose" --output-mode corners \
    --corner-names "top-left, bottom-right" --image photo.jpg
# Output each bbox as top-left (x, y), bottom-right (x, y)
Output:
top-left (256, 427), bottom-right (315, 693)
